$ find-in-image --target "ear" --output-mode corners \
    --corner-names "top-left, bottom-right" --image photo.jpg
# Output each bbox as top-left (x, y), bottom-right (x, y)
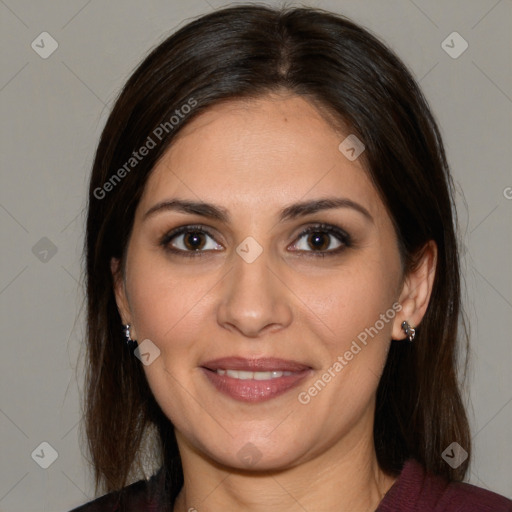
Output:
top-left (111, 257), bottom-right (137, 339)
top-left (392, 241), bottom-right (437, 340)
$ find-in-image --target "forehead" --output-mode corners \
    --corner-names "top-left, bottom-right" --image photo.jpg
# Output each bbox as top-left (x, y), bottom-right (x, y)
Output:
top-left (138, 93), bottom-right (382, 220)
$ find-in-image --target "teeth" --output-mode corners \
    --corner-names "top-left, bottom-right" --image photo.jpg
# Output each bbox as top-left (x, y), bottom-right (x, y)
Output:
top-left (216, 369), bottom-right (293, 380)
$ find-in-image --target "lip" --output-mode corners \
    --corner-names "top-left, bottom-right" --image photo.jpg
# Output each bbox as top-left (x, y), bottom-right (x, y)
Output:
top-left (200, 357), bottom-right (312, 403)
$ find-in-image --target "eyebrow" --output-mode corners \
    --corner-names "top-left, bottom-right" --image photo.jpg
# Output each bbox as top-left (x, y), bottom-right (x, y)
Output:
top-left (143, 196), bottom-right (373, 224)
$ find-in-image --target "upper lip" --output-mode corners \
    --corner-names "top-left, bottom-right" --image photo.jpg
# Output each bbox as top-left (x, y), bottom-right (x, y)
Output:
top-left (201, 357), bottom-right (311, 372)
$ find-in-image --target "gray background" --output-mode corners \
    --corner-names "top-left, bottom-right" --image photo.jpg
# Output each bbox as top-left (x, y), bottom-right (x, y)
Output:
top-left (0, 0), bottom-right (511, 510)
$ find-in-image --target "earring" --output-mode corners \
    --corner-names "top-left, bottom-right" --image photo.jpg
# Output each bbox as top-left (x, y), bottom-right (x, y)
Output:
top-left (123, 324), bottom-right (137, 347)
top-left (401, 321), bottom-right (416, 342)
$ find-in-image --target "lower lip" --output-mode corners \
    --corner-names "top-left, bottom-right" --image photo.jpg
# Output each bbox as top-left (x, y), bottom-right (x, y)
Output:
top-left (201, 368), bottom-right (311, 403)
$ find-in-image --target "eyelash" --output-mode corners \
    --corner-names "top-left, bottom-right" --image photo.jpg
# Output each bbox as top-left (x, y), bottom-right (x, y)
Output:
top-left (159, 223), bottom-right (352, 259)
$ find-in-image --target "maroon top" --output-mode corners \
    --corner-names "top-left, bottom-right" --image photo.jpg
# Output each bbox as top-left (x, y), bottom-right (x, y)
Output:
top-left (376, 459), bottom-right (512, 511)
top-left (70, 458), bottom-right (512, 511)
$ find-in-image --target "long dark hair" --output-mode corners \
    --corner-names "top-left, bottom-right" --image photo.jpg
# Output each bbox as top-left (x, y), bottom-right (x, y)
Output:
top-left (83, 4), bottom-right (470, 505)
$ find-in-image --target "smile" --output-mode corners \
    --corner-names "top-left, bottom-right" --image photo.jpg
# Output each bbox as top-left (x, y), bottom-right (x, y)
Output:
top-left (201, 357), bottom-right (312, 402)
top-left (214, 369), bottom-right (294, 379)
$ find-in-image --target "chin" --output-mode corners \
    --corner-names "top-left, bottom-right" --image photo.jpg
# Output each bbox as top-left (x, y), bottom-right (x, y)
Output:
top-left (193, 430), bottom-right (314, 472)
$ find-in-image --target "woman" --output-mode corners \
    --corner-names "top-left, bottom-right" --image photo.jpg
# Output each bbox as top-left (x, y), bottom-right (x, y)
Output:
top-left (71, 5), bottom-right (512, 511)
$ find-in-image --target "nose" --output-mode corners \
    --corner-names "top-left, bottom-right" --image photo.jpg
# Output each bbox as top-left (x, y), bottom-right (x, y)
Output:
top-left (216, 247), bottom-right (293, 338)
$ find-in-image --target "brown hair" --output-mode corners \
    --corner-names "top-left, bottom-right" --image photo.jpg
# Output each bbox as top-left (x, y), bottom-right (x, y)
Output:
top-left (83, 4), bottom-right (470, 505)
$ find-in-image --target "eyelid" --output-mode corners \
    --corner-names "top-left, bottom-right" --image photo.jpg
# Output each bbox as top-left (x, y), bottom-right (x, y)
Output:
top-left (160, 224), bottom-right (218, 242)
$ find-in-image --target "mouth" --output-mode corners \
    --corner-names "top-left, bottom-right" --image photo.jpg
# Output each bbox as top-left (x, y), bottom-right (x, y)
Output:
top-left (213, 369), bottom-right (295, 379)
top-left (200, 357), bottom-right (312, 403)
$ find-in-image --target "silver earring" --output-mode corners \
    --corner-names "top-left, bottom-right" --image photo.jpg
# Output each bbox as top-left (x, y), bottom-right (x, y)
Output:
top-left (123, 324), bottom-right (137, 346)
top-left (401, 321), bottom-right (416, 342)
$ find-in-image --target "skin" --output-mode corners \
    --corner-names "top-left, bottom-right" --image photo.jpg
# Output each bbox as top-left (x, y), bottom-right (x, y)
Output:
top-left (112, 92), bottom-right (437, 511)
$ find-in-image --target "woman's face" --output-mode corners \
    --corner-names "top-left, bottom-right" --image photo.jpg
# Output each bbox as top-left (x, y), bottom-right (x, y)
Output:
top-left (114, 93), bottom-right (408, 470)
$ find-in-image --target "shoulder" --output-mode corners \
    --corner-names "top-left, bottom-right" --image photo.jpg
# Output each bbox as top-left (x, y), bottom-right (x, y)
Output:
top-left (68, 468), bottom-right (166, 512)
top-left (378, 459), bottom-right (512, 512)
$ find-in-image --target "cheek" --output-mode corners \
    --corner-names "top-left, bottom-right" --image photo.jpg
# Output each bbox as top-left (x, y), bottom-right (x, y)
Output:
top-left (124, 253), bottom-right (214, 427)
top-left (301, 257), bottom-right (400, 354)
top-left (126, 250), bottom-right (215, 345)
top-left (297, 258), bottom-right (399, 417)
top-left (301, 266), bottom-right (398, 403)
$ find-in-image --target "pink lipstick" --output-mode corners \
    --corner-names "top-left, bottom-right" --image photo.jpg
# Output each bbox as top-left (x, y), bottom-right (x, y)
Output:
top-left (200, 357), bottom-right (312, 403)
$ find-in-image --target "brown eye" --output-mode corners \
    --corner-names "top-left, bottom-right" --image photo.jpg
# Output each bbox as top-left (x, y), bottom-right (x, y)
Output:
top-left (182, 231), bottom-right (207, 251)
top-left (289, 223), bottom-right (351, 256)
top-left (160, 226), bottom-right (223, 257)
top-left (307, 232), bottom-right (331, 251)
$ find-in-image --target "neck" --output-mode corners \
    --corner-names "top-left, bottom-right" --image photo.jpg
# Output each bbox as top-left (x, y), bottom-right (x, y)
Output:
top-left (172, 414), bottom-right (397, 512)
